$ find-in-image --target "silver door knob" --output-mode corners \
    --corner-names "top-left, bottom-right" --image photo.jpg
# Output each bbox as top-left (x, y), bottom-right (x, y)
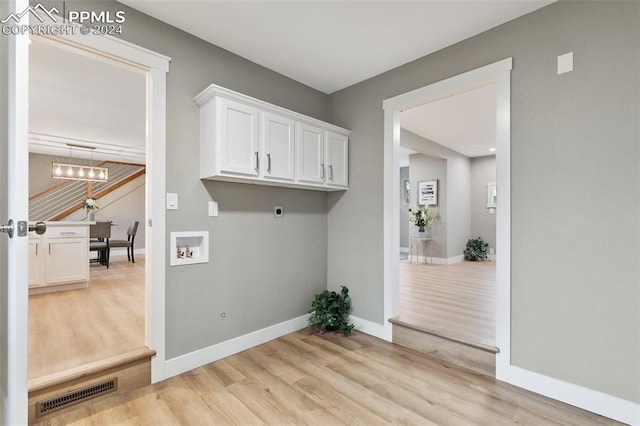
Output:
top-left (29, 221), bottom-right (46, 235)
top-left (0, 219), bottom-right (14, 238)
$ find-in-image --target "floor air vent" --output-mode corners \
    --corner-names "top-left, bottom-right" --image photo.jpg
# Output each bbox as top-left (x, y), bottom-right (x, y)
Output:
top-left (36, 378), bottom-right (118, 417)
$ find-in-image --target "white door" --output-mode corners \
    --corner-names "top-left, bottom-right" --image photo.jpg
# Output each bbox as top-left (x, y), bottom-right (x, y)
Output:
top-left (326, 132), bottom-right (348, 188)
top-left (296, 122), bottom-right (325, 184)
top-left (0, 0), bottom-right (30, 423)
top-left (217, 97), bottom-right (260, 176)
top-left (262, 112), bottom-right (295, 181)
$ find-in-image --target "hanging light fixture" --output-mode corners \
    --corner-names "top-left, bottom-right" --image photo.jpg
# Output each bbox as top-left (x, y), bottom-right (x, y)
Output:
top-left (51, 144), bottom-right (109, 182)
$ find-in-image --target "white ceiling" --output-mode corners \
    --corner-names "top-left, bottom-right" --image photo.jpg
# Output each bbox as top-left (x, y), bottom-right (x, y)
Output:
top-left (401, 84), bottom-right (496, 158)
top-left (118, 0), bottom-right (553, 94)
top-left (29, 1), bottom-right (551, 161)
top-left (29, 37), bottom-right (146, 163)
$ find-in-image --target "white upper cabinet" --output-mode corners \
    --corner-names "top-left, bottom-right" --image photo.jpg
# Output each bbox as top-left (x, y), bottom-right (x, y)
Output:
top-left (262, 111), bottom-right (295, 181)
top-left (296, 122), bottom-right (325, 184)
top-left (195, 84), bottom-right (349, 191)
top-left (326, 131), bottom-right (348, 188)
top-left (217, 98), bottom-right (260, 177)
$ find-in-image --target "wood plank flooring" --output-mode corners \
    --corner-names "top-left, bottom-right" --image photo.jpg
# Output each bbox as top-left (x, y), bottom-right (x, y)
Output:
top-left (35, 330), bottom-right (619, 425)
top-left (399, 260), bottom-right (495, 347)
top-left (28, 254), bottom-right (145, 381)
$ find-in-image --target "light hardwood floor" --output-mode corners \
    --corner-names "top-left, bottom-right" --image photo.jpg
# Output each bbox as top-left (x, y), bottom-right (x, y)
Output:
top-left (399, 260), bottom-right (495, 347)
top-left (35, 329), bottom-right (619, 425)
top-left (28, 254), bottom-right (145, 381)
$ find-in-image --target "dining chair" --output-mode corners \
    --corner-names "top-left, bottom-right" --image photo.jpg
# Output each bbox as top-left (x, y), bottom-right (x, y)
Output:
top-left (89, 221), bottom-right (111, 268)
top-left (109, 221), bottom-right (139, 263)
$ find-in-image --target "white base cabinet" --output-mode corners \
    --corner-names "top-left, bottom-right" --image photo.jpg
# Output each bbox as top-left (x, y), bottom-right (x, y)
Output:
top-left (195, 84), bottom-right (349, 191)
top-left (29, 222), bottom-right (90, 295)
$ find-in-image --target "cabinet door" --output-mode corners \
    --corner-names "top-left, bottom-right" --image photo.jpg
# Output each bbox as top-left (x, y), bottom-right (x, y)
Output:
top-left (28, 239), bottom-right (44, 287)
top-left (326, 132), bottom-right (348, 188)
top-left (45, 238), bottom-right (88, 285)
top-left (296, 122), bottom-right (325, 184)
top-left (217, 98), bottom-right (260, 176)
top-left (262, 112), bottom-right (295, 181)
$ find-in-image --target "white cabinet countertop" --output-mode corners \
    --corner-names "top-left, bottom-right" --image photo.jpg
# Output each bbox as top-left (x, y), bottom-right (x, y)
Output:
top-left (30, 221), bottom-right (94, 226)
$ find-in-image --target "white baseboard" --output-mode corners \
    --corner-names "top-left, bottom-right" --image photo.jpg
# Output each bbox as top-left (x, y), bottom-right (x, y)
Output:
top-left (109, 247), bottom-right (145, 258)
top-left (498, 365), bottom-right (640, 425)
top-left (399, 246), bottom-right (409, 254)
top-left (164, 314), bottom-right (309, 379)
top-left (408, 254), bottom-right (464, 265)
top-left (350, 315), bottom-right (388, 340)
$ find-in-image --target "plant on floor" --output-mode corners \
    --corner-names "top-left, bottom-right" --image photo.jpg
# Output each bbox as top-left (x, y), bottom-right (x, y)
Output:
top-left (464, 237), bottom-right (489, 261)
top-left (308, 286), bottom-right (354, 336)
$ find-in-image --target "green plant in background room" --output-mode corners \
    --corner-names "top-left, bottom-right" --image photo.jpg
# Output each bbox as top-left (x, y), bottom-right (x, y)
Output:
top-left (408, 207), bottom-right (438, 232)
top-left (464, 237), bottom-right (489, 261)
top-left (308, 286), bottom-right (354, 336)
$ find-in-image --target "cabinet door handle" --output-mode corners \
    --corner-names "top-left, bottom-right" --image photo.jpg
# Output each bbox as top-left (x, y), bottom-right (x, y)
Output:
top-left (60, 231), bottom-right (77, 235)
top-left (35, 243), bottom-right (38, 256)
top-left (329, 164), bottom-right (333, 180)
top-left (255, 151), bottom-right (259, 170)
top-left (267, 153), bottom-right (271, 173)
top-left (321, 163), bottom-right (325, 179)
top-left (49, 243), bottom-right (51, 255)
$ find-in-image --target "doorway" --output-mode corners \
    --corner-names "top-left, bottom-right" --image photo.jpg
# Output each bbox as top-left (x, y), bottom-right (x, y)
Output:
top-left (4, 22), bottom-right (169, 422)
top-left (382, 58), bottom-right (512, 376)
top-left (27, 36), bottom-right (148, 381)
top-left (397, 86), bottom-right (498, 348)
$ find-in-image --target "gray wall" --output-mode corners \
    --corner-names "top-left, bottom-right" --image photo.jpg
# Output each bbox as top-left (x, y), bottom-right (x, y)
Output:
top-left (40, 0), bottom-right (331, 360)
top-left (470, 156), bottom-right (496, 251)
top-left (408, 153), bottom-right (446, 258)
top-left (114, 2), bottom-right (329, 359)
top-left (29, 153), bottom-right (57, 196)
top-left (445, 149), bottom-right (471, 258)
top-left (403, 129), bottom-right (471, 259)
top-left (327, 1), bottom-right (639, 403)
top-left (399, 167), bottom-right (409, 249)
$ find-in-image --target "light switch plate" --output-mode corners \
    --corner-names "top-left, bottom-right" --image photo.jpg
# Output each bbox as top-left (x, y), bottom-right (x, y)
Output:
top-left (208, 201), bottom-right (218, 217)
top-left (557, 52), bottom-right (573, 75)
top-left (274, 206), bottom-right (284, 218)
top-left (166, 193), bottom-right (178, 210)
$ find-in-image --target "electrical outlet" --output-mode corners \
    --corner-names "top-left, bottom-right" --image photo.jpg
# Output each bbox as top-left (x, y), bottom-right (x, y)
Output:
top-left (274, 206), bottom-right (284, 218)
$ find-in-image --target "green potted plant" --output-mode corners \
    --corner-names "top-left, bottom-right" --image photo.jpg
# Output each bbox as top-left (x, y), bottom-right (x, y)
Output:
top-left (308, 286), bottom-right (354, 336)
top-left (464, 237), bottom-right (489, 261)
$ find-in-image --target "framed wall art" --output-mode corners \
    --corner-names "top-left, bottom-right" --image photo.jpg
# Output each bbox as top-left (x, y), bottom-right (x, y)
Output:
top-left (418, 180), bottom-right (438, 206)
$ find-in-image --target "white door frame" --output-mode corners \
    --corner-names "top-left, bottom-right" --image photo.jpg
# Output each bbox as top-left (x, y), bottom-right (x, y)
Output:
top-left (7, 23), bottom-right (169, 424)
top-left (34, 32), bottom-right (170, 382)
top-left (3, 0), bottom-right (30, 422)
top-left (381, 58), bottom-right (512, 374)
top-left (39, 32), bottom-right (171, 383)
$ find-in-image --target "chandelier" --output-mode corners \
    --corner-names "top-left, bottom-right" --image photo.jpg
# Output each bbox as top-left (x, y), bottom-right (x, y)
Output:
top-left (51, 144), bottom-right (109, 182)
